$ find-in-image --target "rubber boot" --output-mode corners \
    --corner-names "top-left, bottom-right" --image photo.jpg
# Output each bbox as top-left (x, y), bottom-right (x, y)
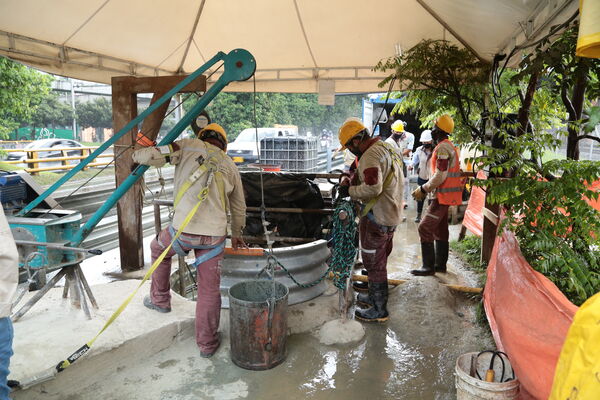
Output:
top-left (414, 211), bottom-right (422, 223)
top-left (411, 242), bottom-right (435, 276)
top-left (352, 269), bottom-right (369, 292)
top-left (356, 290), bottom-right (373, 307)
top-left (355, 282), bottom-right (389, 322)
top-left (435, 240), bottom-right (449, 273)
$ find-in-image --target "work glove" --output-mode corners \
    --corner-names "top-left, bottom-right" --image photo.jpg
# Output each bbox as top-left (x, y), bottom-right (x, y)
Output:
top-left (412, 186), bottom-right (427, 201)
top-left (338, 183), bottom-right (350, 199)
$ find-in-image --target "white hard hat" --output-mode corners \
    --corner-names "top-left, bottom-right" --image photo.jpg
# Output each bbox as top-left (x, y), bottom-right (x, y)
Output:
top-left (420, 129), bottom-right (432, 142)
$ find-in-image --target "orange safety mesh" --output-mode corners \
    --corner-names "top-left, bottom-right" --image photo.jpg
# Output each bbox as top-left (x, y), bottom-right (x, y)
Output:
top-left (483, 229), bottom-right (578, 399)
top-left (462, 170), bottom-right (486, 236)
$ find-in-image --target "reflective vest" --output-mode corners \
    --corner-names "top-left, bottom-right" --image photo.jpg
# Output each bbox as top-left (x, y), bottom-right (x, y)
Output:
top-left (430, 139), bottom-right (464, 206)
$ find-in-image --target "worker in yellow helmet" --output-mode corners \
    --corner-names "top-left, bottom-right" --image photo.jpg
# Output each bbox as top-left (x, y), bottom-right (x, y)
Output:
top-left (411, 114), bottom-right (465, 276)
top-left (337, 118), bottom-right (404, 322)
top-left (132, 122), bottom-right (247, 358)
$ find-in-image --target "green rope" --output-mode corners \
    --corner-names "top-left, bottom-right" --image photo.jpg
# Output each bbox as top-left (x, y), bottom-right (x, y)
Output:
top-left (329, 200), bottom-right (358, 290)
top-left (272, 199), bottom-right (357, 290)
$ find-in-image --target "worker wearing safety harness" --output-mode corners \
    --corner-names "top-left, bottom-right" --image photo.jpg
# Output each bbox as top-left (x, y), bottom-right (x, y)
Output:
top-left (338, 119), bottom-right (404, 322)
top-left (132, 123), bottom-right (247, 358)
top-left (411, 114), bottom-right (464, 276)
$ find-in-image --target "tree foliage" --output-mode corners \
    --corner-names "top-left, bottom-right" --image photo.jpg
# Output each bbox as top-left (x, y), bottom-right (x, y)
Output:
top-left (512, 23), bottom-right (600, 160)
top-left (0, 57), bottom-right (52, 138)
top-left (376, 30), bottom-right (600, 305)
top-left (76, 97), bottom-right (112, 129)
top-left (184, 92), bottom-right (363, 141)
top-left (29, 93), bottom-right (73, 129)
top-left (375, 40), bottom-right (490, 143)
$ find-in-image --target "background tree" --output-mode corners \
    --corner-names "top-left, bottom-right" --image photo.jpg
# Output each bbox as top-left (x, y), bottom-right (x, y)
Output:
top-left (184, 92), bottom-right (363, 141)
top-left (76, 97), bottom-right (112, 129)
top-left (29, 93), bottom-right (73, 132)
top-left (0, 57), bottom-right (52, 138)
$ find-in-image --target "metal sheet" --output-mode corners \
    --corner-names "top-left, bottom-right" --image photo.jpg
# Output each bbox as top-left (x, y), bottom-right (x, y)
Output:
top-left (171, 239), bottom-right (330, 308)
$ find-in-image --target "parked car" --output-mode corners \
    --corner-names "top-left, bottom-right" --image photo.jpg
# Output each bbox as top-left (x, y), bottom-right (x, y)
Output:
top-left (6, 139), bottom-right (85, 163)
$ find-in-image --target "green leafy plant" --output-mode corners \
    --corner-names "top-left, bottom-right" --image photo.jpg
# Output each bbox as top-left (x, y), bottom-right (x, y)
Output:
top-left (482, 159), bottom-right (600, 305)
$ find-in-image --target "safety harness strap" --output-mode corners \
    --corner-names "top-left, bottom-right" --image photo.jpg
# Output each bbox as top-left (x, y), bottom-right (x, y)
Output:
top-left (190, 242), bottom-right (226, 268)
top-left (173, 148), bottom-right (227, 212)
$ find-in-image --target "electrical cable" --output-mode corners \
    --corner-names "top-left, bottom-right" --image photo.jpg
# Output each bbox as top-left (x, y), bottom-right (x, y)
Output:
top-left (371, 77), bottom-right (397, 137)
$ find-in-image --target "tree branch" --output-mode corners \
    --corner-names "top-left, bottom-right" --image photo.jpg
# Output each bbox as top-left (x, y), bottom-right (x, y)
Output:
top-left (561, 83), bottom-right (576, 119)
top-left (576, 135), bottom-right (600, 144)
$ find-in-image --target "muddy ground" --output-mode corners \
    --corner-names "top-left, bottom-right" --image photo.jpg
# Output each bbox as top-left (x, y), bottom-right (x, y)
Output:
top-left (14, 207), bottom-right (493, 400)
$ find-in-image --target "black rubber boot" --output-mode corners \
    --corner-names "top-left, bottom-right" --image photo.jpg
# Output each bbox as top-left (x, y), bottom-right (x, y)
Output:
top-left (356, 291), bottom-right (373, 307)
top-left (414, 212), bottom-right (422, 223)
top-left (355, 282), bottom-right (389, 322)
top-left (411, 242), bottom-right (436, 276)
top-left (435, 240), bottom-right (449, 273)
top-left (352, 269), bottom-right (369, 292)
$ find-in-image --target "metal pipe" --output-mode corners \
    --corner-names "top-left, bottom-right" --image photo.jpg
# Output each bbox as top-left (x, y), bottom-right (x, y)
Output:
top-left (14, 240), bottom-right (102, 255)
top-left (155, 199), bottom-right (334, 214)
top-left (19, 51), bottom-right (228, 216)
top-left (246, 207), bottom-right (334, 214)
top-left (236, 235), bottom-right (315, 244)
top-left (69, 49), bottom-right (256, 246)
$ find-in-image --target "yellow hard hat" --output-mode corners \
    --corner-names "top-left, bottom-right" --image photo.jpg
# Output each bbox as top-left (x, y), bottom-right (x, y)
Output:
top-left (435, 114), bottom-right (454, 134)
top-left (199, 123), bottom-right (227, 144)
top-left (338, 120), bottom-right (366, 149)
top-left (391, 120), bottom-right (404, 133)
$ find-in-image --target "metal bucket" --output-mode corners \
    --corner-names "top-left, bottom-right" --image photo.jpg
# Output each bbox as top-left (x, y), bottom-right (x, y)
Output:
top-left (455, 352), bottom-right (519, 399)
top-left (228, 280), bottom-right (288, 370)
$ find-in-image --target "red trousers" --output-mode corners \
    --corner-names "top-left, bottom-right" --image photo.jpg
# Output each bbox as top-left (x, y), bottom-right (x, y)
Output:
top-left (149, 228), bottom-right (225, 354)
top-left (418, 199), bottom-right (450, 242)
top-left (359, 215), bottom-right (395, 283)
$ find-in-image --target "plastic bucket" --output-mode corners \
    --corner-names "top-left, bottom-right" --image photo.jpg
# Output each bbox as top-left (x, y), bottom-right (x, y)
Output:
top-left (228, 280), bottom-right (288, 370)
top-left (455, 352), bottom-right (520, 399)
top-left (248, 163), bottom-right (281, 172)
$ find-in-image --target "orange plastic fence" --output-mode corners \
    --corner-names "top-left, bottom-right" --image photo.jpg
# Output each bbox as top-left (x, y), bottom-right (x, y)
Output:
top-left (462, 170), bottom-right (486, 236)
top-left (585, 179), bottom-right (600, 211)
top-left (483, 229), bottom-right (578, 399)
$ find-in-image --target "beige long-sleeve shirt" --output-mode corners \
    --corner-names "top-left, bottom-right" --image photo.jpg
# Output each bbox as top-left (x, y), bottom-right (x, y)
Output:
top-left (0, 207), bottom-right (18, 318)
top-left (133, 138), bottom-right (246, 237)
top-left (423, 139), bottom-right (459, 193)
top-left (349, 139), bottom-right (404, 226)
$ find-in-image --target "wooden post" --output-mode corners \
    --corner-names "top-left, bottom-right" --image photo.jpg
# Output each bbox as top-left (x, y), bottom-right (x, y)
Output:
top-left (111, 75), bottom-right (206, 271)
top-left (481, 197), bottom-right (499, 264)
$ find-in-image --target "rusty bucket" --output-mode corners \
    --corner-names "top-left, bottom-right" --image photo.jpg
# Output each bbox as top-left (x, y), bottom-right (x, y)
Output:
top-left (228, 280), bottom-right (288, 370)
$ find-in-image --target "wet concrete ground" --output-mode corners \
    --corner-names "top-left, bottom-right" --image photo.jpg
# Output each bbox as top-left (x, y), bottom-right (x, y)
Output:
top-left (15, 203), bottom-right (493, 400)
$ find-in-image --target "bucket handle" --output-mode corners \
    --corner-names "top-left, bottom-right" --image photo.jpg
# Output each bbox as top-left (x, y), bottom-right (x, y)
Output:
top-left (473, 350), bottom-right (516, 383)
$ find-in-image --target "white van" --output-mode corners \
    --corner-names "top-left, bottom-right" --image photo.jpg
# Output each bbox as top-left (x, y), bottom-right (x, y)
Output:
top-left (227, 127), bottom-right (297, 165)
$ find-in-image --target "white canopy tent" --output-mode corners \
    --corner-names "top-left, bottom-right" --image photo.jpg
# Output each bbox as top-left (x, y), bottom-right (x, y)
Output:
top-left (0, 0), bottom-right (578, 93)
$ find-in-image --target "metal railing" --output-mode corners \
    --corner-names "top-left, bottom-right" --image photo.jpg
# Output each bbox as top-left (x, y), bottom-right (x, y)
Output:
top-left (1, 147), bottom-right (114, 175)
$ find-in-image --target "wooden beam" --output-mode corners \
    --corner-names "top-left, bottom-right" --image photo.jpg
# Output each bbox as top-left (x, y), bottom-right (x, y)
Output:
top-left (111, 74), bottom-right (207, 271)
top-left (481, 196), bottom-right (499, 264)
top-left (111, 75), bottom-right (206, 94)
top-left (112, 82), bottom-right (143, 271)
